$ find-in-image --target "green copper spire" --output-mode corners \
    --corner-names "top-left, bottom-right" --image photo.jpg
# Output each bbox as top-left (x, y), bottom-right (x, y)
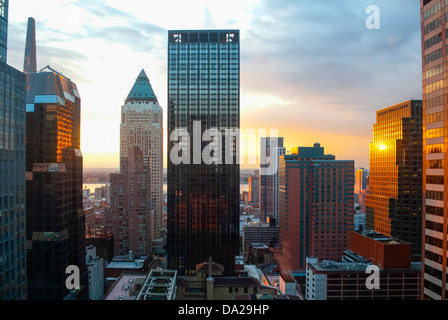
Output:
top-left (126, 69), bottom-right (158, 103)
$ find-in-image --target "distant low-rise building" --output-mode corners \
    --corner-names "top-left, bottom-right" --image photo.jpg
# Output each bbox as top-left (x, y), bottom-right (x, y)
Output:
top-left (103, 272), bottom-right (148, 301)
top-left (151, 236), bottom-right (166, 254)
top-left (176, 260), bottom-right (277, 300)
top-left (246, 243), bottom-right (278, 266)
top-left (86, 246), bottom-right (104, 300)
top-left (242, 223), bottom-right (278, 255)
top-left (353, 213), bottom-right (366, 233)
top-left (104, 253), bottom-right (149, 278)
top-left (85, 228), bottom-right (115, 264)
top-left (305, 231), bottom-right (421, 300)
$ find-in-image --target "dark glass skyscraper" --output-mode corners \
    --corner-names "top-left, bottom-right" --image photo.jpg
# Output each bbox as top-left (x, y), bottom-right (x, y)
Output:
top-left (0, 0), bottom-right (27, 300)
top-left (0, 0), bottom-right (8, 63)
top-left (167, 30), bottom-right (240, 275)
top-left (24, 21), bottom-right (87, 300)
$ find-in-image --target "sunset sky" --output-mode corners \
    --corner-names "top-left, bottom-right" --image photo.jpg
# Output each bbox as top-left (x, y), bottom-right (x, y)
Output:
top-left (6, 0), bottom-right (422, 169)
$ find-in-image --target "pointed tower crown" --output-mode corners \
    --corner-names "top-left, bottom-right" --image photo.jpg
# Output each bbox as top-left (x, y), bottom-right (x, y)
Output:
top-left (126, 69), bottom-right (158, 103)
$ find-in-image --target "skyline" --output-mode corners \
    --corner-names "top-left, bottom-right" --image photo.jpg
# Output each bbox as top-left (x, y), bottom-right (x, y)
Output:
top-left (6, 0), bottom-right (422, 169)
top-left (2, 0), bottom-right (447, 304)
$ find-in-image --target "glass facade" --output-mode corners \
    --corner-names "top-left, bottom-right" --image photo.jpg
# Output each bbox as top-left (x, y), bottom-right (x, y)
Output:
top-left (167, 30), bottom-right (240, 275)
top-left (365, 100), bottom-right (423, 261)
top-left (25, 68), bottom-right (87, 300)
top-left (0, 0), bottom-right (27, 300)
top-left (0, 0), bottom-right (7, 63)
top-left (420, 0), bottom-right (448, 300)
top-left (0, 61), bottom-right (26, 300)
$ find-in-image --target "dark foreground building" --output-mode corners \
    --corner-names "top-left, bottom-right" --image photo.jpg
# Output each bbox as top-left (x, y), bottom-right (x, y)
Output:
top-left (0, 0), bottom-right (27, 300)
top-left (167, 30), bottom-right (240, 275)
top-left (24, 19), bottom-right (87, 299)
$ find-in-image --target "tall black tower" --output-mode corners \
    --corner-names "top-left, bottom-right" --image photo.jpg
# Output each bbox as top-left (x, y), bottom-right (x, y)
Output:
top-left (24, 20), bottom-right (88, 300)
top-left (167, 30), bottom-right (240, 275)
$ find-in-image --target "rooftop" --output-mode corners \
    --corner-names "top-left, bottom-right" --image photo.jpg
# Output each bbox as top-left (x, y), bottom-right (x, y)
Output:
top-left (213, 276), bottom-right (261, 287)
top-left (244, 264), bottom-right (264, 282)
top-left (359, 230), bottom-right (409, 245)
top-left (310, 260), bottom-right (371, 272)
top-left (136, 269), bottom-right (177, 301)
top-left (288, 143), bottom-right (335, 160)
top-left (106, 260), bottom-right (145, 269)
top-left (308, 259), bottom-right (422, 273)
top-left (196, 261), bottom-right (224, 272)
top-left (104, 273), bottom-right (147, 300)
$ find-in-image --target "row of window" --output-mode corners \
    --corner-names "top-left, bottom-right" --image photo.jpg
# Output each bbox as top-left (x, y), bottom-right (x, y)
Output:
top-left (426, 126), bottom-right (447, 139)
top-left (425, 235), bottom-right (444, 250)
top-left (169, 54), bottom-right (239, 59)
top-left (423, 1), bottom-right (442, 20)
top-left (426, 190), bottom-right (444, 201)
top-left (426, 95), bottom-right (444, 110)
top-left (424, 16), bottom-right (442, 35)
top-left (424, 79), bottom-right (444, 94)
top-left (169, 74), bottom-right (239, 80)
top-left (169, 48), bottom-right (239, 55)
top-left (170, 63), bottom-right (239, 69)
top-left (427, 143), bottom-right (444, 154)
top-left (426, 111), bottom-right (444, 125)
top-left (426, 204), bottom-right (444, 216)
top-left (425, 62), bottom-right (444, 80)
top-left (425, 32), bottom-right (442, 50)
top-left (170, 84), bottom-right (239, 89)
top-left (169, 70), bottom-right (239, 75)
top-left (425, 48), bottom-right (443, 64)
top-left (427, 159), bottom-right (445, 169)
top-left (169, 32), bottom-right (239, 44)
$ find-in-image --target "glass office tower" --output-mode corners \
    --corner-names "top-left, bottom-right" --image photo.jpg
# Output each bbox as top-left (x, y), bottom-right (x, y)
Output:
top-left (0, 0), bottom-right (27, 300)
top-left (167, 30), bottom-right (240, 275)
top-left (23, 18), bottom-right (88, 300)
top-left (0, 0), bottom-right (8, 63)
top-left (365, 100), bottom-right (423, 262)
top-left (25, 66), bottom-right (88, 300)
top-left (0, 63), bottom-right (26, 300)
top-left (420, 0), bottom-right (448, 300)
